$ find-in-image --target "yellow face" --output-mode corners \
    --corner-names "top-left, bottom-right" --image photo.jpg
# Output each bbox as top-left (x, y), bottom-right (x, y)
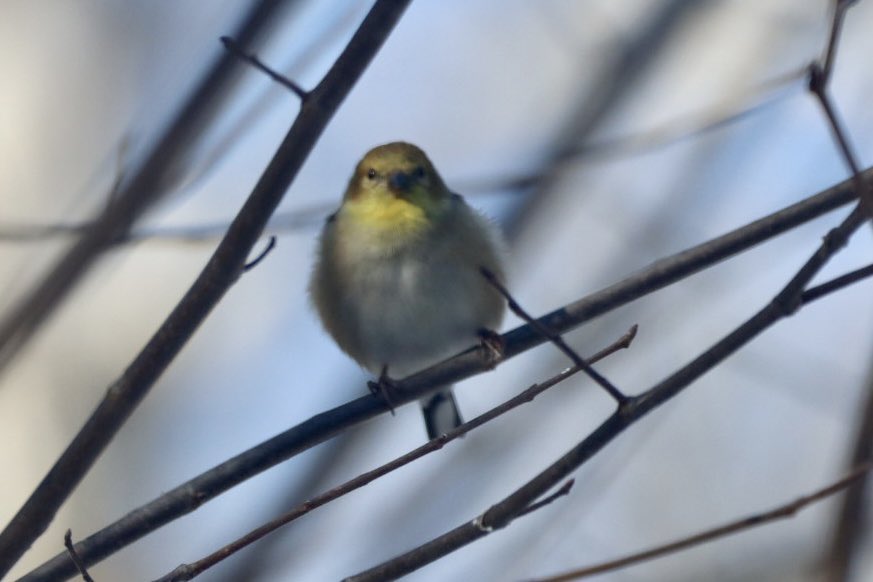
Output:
top-left (340, 142), bottom-right (451, 235)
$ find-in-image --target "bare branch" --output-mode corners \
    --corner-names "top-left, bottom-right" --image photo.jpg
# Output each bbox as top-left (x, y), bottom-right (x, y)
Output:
top-left (5, 4), bottom-right (870, 581)
top-left (0, 0), bottom-right (296, 376)
top-left (18, 167), bottom-right (865, 581)
top-left (819, 0), bottom-right (856, 86)
top-left (515, 480), bottom-right (575, 520)
top-left (63, 531), bottom-right (93, 582)
top-left (0, 1), bottom-right (413, 577)
top-left (481, 267), bottom-right (627, 405)
top-left (825, 367), bottom-right (873, 581)
top-left (342, 188), bottom-right (871, 580)
top-left (221, 35), bottom-right (308, 100)
top-left (151, 328), bottom-right (634, 582)
top-left (531, 464), bottom-right (873, 582)
top-left (0, 66), bottom-right (808, 250)
top-left (242, 235), bottom-right (277, 272)
top-left (800, 262), bottom-right (873, 304)
top-left (808, 0), bottom-right (872, 218)
top-left (466, 66), bottom-right (806, 195)
top-left (808, 66), bottom-right (873, 216)
top-left (502, 0), bottom-right (704, 236)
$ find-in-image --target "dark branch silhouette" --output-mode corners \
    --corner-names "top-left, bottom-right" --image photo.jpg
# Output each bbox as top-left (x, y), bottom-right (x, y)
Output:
top-left (151, 328), bottom-right (635, 582)
top-left (19, 167), bottom-right (866, 582)
top-left (343, 202), bottom-right (871, 580)
top-left (6, 3), bottom-right (873, 581)
top-left (341, 47), bottom-right (873, 579)
top-left (0, 0), bottom-right (296, 376)
top-left (63, 531), bottom-right (93, 582)
top-left (532, 464), bottom-right (872, 582)
top-left (0, 1), bottom-right (413, 577)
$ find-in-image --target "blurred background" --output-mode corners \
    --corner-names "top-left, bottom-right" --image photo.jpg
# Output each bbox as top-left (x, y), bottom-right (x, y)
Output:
top-left (2, 1), bottom-right (873, 580)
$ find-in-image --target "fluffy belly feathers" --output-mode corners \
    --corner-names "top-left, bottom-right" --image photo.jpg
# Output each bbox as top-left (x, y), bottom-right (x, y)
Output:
top-left (344, 252), bottom-right (499, 376)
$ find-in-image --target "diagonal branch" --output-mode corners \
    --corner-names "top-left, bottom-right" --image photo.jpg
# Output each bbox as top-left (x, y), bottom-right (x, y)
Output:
top-left (221, 36), bottom-right (309, 99)
top-left (0, 0), bottom-right (412, 577)
top-left (532, 464), bottom-right (872, 582)
top-left (0, 65), bottom-right (806, 249)
top-left (344, 56), bottom-right (873, 572)
top-left (481, 267), bottom-right (627, 404)
top-left (343, 198), bottom-right (871, 580)
top-left (819, 0), bottom-right (855, 86)
top-left (62, 531), bottom-right (93, 582)
top-left (18, 168), bottom-right (866, 582)
top-left (150, 327), bottom-right (636, 582)
top-left (825, 364), bottom-right (873, 582)
top-left (0, 0), bottom-right (296, 376)
top-left (502, 0), bottom-right (705, 235)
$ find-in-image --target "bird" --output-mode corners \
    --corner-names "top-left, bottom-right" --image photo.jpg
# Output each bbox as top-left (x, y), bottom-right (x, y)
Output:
top-left (309, 142), bottom-right (506, 439)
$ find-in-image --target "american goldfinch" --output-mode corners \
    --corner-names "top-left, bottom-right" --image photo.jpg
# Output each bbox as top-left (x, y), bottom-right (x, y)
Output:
top-left (310, 142), bottom-right (506, 439)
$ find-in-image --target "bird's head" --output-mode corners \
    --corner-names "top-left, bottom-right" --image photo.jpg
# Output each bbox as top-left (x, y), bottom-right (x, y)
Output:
top-left (340, 142), bottom-right (452, 235)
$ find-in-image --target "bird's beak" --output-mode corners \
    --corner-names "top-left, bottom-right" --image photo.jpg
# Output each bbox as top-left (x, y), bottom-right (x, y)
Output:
top-left (388, 171), bottom-right (412, 194)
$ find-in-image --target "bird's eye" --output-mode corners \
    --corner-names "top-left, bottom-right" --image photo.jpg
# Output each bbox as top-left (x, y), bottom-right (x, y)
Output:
top-left (414, 166), bottom-right (426, 179)
top-left (367, 168), bottom-right (377, 180)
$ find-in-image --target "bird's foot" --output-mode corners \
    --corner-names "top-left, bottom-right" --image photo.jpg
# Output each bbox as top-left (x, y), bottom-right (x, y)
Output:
top-left (477, 328), bottom-right (505, 369)
top-left (368, 365), bottom-right (398, 416)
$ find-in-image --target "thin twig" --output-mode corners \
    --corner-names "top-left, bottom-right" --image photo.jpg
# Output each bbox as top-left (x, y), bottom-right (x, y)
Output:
top-left (481, 267), bottom-right (627, 405)
top-left (150, 327), bottom-right (637, 582)
top-left (808, 65), bottom-right (873, 218)
top-left (800, 262), bottom-right (873, 304)
top-left (529, 464), bottom-right (873, 582)
top-left (18, 168), bottom-right (865, 582)
top-left (0, 1), bottom-right (413, 578)
top-left (819, 0), bottom-right (854, 86)
top-left (242, 236), bottom-right (277, 272)
top-left (515, 480), bottom-right (575, 520)
top-left (63, 530), bottom-right (94, 582)
top-left (221, 36), bottom-right (309, 100)
top-left (0, 205), bottom-right (331, 245)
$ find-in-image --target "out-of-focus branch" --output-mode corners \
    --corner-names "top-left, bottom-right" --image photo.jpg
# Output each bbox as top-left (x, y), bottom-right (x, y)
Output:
top-left (19, 168), bottom-right (866, 582)
top-left (464, 66), bottom-right (805, 195)
top-left (503, 0), bottom-right (709, 236)
top-left (0, 1), bottom-right (412, 578)
top-left (826, 367), bottom-right (873, 582)
top-left (151, 327), bottom-right (637, 582)
top-left (0, 0), bottom-right (296, 375)
top-left (532, 464), bottom-right (872, 582)
top-left (0, 205), bottom-right (331, 245)
top-left (816, 6), bottom-right (873, 571)
top-left (0, 65), bottom-right (805, 248)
